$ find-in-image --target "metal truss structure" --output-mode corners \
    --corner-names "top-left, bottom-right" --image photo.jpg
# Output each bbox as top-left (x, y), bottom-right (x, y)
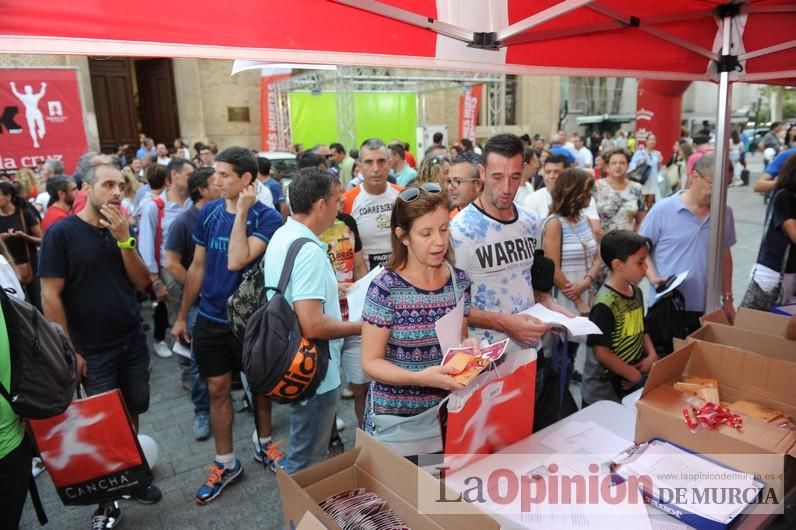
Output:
top-left (269, 67), bottom-right (506, 149)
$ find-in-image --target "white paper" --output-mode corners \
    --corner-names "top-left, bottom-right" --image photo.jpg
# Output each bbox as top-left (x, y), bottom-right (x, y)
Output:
top-left (345, 265), bottom-right (383, 322)
top-left (649, 514), bottom-right (690, 530)
top-left (539, 420), bottom-right (633, 457)
top-left (435, 295), bottom-right (466, 356)
top-left (487, 460), bottom-right (652, 530)
top-left (172, 341), bottom-right (191, 360)
top-left (521, 304), bottom-right (602, 336)
top-left (653, 270), bottom-right (689, 302)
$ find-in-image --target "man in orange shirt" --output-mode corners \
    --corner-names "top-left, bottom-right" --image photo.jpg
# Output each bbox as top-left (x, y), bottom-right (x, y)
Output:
top-left (41, 176), bottom-right (78, 233)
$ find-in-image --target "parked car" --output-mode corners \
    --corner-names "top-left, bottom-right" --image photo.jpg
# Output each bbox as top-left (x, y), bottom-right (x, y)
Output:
top-left (258, 151), bottom-right (297, 178)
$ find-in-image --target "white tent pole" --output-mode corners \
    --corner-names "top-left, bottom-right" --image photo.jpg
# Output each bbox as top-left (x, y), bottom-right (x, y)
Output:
top-left (705, 15), bottom-right (734, 314)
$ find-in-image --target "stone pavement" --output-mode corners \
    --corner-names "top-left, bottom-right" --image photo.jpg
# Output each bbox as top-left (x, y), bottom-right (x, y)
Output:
top-left (20, 154), bottom-right (772, 529)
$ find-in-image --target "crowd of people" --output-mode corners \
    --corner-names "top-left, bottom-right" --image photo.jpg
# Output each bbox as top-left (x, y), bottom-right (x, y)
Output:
top-left (1, 122), bottom-right (795, 530)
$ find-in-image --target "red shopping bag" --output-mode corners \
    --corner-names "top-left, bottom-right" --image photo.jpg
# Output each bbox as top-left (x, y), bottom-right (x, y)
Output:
top-left (445, 349), bottom-right (537, 457)
top-left (28, 389), bottom-right (152, 505)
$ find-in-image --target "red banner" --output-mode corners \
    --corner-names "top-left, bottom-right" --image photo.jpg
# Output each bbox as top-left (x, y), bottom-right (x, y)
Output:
top-left (458, 84), bottom-right (482, 143)
top-left (260, 68), bottom-right (292, 152)
top-left (0, 68), bottom-right (87, 174)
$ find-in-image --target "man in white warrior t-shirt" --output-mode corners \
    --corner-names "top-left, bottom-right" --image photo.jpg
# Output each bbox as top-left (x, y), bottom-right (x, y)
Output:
top-left (341, 138), bottom-right (401, 416)
top-left (452, 133), bottom-right (575, 350)
top-left (451, 134), bottom-right (574, 428)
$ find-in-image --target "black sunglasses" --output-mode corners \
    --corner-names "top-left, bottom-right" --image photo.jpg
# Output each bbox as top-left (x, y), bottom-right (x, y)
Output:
top-left (398, 182), bottom-right (442, 203)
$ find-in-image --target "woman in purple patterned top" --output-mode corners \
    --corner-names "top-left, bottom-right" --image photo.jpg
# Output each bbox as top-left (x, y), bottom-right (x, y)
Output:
top-left (361, 184), bottom-right (478, 434)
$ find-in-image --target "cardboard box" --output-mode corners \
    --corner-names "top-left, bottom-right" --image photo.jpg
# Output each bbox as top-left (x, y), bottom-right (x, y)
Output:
top-left (678, 322), bottom-right (796, 362)
top-left (277, 430), bottom-right (500, 530)
top-left (635, 341), bottom-right (796, 489)
top-left (701, 307), bottom-right (791, 337)
top-left (296, 512), bottom-right (326, 530)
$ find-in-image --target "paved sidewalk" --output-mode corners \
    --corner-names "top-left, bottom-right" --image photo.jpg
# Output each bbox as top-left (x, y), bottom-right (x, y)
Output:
top-left (20, 153), bottom-right (772, 529)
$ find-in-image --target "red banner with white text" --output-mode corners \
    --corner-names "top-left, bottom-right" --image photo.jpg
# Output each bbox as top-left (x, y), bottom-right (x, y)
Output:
top-left (260, 68), bottom-right (292, 152)
top-left (0, 68), bottom-right (87, 174)
top-left (458, 84), bottom-right (482, 143)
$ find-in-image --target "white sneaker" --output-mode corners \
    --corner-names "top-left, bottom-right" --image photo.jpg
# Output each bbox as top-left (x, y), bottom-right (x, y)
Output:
top-left (336, 416), bottom-right (345, 432)
top-left (154, 341), bottom-right (173, 359)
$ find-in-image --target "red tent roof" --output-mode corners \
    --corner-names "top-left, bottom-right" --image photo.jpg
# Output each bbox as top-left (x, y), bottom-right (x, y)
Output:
top-left (1, 0), bottom-right (793, 83)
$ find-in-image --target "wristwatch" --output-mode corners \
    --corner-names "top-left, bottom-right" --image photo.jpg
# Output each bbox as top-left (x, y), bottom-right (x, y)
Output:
top-left (117, 236), bottom-right (137, 250)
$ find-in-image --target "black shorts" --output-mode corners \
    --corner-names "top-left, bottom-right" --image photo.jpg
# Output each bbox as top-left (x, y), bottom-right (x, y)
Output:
top-left (193, 315), bottom-right (242, 378)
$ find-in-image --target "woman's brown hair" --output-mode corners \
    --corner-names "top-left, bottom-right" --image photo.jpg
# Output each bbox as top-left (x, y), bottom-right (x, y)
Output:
top-left (550, 168), bottom-right (594, 219)
top-left (386, 190), bottom-right (453, 271)
top-left (415, 154), bottom-right (450, 186)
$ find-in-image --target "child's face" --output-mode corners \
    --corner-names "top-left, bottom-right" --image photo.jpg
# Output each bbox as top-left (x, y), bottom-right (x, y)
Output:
top-left (614, 246), bottom-right (649, 284)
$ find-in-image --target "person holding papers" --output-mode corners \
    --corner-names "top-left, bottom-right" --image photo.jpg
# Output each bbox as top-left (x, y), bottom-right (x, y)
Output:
top-left (639, 152), bottom-right (737, 331)
top-left (361, 183), bottom-right (475, 456)
top-left (450, 134), bottom-right (573, 430)
top-left (583, 231), bottom-right (658, 406)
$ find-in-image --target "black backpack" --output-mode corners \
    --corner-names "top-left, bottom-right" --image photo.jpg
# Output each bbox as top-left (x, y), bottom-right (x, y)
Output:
top-left (0, 288), bottom-right (77, 419)
top-left (241, 238), bottom-right (329, 404)
top-left (645, 288), bottom-right (689, 358)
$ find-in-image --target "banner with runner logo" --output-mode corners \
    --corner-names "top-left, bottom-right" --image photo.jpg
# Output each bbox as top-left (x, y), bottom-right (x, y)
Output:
top-left (0, 68), bottom-right (88, 175)
top-left (458, 84), bottom-right (482, 143)
top-left (28, 389), bottom-right (153, 506)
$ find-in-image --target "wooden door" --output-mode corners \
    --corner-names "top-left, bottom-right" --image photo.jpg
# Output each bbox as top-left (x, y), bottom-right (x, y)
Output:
top-left (89, 58), bottom-right (138, 153)
top-left (135, 59), bottom-right (180, 146)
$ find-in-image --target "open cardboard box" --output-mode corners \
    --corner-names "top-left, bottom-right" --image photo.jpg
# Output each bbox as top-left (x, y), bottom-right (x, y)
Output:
top-left (701, 307), bottom-right (791, 337)
top-left (635, 341), bottom-right (796, 490)
top-left (674, 322), bottom-right (796, 362)
top-left (277, 430), bottom-right (500, 530)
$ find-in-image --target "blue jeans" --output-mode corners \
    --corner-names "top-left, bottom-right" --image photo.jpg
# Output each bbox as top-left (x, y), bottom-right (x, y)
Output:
top-left (280, 388), bottom-right (339, 474)
top-left (188, 306), bottom-right (210, 416)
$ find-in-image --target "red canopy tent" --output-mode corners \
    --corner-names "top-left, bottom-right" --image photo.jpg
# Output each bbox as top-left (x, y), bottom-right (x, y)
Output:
top-left (2, 0), bottom-right (795, 310)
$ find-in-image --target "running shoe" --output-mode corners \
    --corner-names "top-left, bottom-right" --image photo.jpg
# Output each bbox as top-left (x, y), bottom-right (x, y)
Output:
top-left (91, 502), bottom-right (122, 530)
top-left (129, 484), bottom-right (162, 504)
top-left (154, 341), bottom-right (172, 359)
top-left (252, 434), bottom-right (284, 473)
top-left (195, 459), bottom-right (243, 505)
top-left (192, 413), bottom-right (210, 441)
